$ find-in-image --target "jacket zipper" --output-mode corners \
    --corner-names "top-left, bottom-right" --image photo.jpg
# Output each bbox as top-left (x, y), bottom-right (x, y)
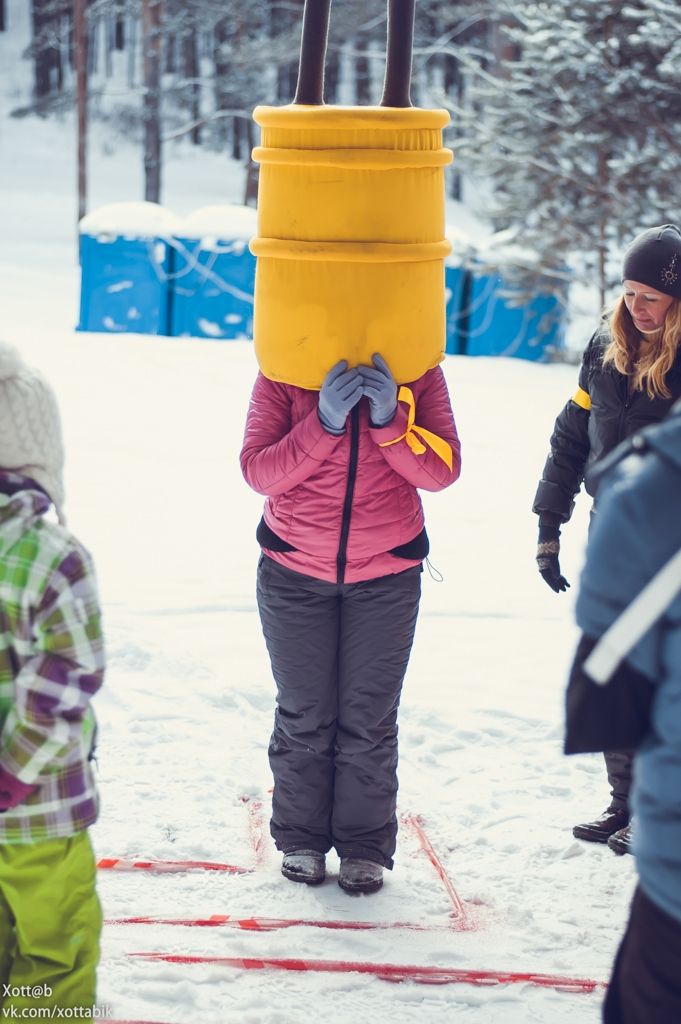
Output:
top-left (617, 375), bottom-right (632, 445)
top-left (336, 404), bottom-right (360, 585)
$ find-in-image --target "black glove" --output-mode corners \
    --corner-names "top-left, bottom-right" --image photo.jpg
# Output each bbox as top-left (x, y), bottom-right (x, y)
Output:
top-left (536, 522), bottom-right (570, 593)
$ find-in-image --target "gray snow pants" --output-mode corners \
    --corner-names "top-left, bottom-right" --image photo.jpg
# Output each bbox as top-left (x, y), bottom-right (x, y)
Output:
top-left (257, 554), bottom-right (422, 869)
top-left (604, 750), bottom-right (634, 814)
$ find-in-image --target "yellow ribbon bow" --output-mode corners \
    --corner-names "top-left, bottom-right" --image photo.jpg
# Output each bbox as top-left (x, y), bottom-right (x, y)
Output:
top-left (378, 386), bottom-right (453, 471)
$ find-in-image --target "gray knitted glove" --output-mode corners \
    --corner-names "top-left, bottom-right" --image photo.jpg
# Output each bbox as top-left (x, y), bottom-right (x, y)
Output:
top-left (318, 360), bottom-right (363, 434)
top-left (358, 353), bottom-right (398, 427)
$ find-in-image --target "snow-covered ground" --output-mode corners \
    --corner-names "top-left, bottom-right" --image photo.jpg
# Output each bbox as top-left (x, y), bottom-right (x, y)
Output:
top-left (0, 14), bottom-right (635, 1024)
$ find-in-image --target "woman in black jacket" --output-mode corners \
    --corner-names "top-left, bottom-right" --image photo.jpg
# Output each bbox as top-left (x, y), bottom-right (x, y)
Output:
top-left (533, 224), bottom-right (681, 855)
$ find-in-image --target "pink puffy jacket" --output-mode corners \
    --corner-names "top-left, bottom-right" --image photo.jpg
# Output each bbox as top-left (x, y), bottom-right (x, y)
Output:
top-left (240, 366), bottom-right (461, 584)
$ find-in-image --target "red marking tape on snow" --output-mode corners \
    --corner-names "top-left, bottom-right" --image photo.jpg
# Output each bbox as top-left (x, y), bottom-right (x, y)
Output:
top-left (99, 795), bottom-right (267, 878)
top-left (129, 953), bottom-right (606, 993)
top-left (107, 913), bottom-right (467, 933)
top-left (401, 813), bottom-right (467, 922)
top-left (97, 857), bottom-right (252, 875)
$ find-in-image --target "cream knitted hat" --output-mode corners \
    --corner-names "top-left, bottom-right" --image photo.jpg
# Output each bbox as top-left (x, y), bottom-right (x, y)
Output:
top-left (0, 342), bottom-right (65, 522)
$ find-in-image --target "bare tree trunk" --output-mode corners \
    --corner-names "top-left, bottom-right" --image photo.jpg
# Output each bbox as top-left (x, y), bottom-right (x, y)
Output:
top-left (598, 229), bottom-right (606, 309)
top-left (142, 0), bottom-right (163, 203)
top-left (488, 16), bottom-right (518, 78)
top-left (243, 119), bottom-right (258, 206)
top-left (182, 27), bottom-right (200, 145)
top-left (74, 0), bottom-right (88, 226)
top-left (444, 44), bottom-right (462, 200)
top-left (164, 24), bottom-right (175, 74)
top-left (87, 16), bottom-right (97, 75)
top-left (0, 2), bottom-right (6, 33)
top-left (232, 116), bottom-right (242, 160)
top-left (597, 149), bottom-right (608, 308)
top-left (32, 0), bottom-right (60, 97)
top-left (115, 12), bottom-right (124, 50)
top-left (105, 12), bottom-right (113, 77)
top-left (213, 17), bottom-right (230, 143)
top-left (127, 7), bottom-right (136, 88)
top-left (55, 8), bottom-right (66, 91)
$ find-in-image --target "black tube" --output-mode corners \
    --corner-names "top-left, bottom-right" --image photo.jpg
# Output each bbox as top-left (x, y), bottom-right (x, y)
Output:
top-left (293, 0), bottom-right (333, 105)
top-left (380, 0), bottom-right (415, 107)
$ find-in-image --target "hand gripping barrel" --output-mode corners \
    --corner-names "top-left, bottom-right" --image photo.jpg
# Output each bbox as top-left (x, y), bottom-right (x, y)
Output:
top-left (249, 0), bottom-right (453, 390)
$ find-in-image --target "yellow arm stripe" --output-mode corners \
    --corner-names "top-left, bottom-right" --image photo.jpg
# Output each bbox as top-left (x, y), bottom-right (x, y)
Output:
top-left (378, 386), bottom-right (453, 471)
top-left (572, 387), bottom-right (591, 411)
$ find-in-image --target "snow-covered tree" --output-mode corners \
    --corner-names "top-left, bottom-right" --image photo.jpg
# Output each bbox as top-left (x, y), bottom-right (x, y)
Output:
top-left (453, 0), bottom-right (681, 303)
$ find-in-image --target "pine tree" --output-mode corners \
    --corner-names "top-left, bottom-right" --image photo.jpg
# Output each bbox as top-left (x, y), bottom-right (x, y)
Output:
top-left (453, 0), bottom-right (681, 304)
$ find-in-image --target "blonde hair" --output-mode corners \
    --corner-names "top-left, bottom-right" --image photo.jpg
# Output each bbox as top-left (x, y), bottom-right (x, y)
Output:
top-left (604, 296), bottom-right (681, 399)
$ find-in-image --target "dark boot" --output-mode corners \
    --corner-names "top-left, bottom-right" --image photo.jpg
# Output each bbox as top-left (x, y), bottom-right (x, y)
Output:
top-left (338, 858), bottom-right (384, 895)
top-left (281, 849), bottom-right (325, 885)
top-left (607, 823), bottom-right (633, 856)
top-left (573, 806), bottom-right (629, 843)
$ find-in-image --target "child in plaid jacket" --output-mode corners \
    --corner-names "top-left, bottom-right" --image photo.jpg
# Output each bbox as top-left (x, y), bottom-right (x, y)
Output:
top-left (0, 342), bottom-right (104, 1015)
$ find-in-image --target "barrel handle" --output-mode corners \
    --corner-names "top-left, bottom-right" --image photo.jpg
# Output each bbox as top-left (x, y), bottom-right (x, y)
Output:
top-left (293, 0), bottom-right (415, 107)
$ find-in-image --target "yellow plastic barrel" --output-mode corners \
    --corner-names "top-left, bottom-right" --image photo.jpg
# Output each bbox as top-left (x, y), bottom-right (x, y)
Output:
top-left (250, 104), bottom-right (453, 390)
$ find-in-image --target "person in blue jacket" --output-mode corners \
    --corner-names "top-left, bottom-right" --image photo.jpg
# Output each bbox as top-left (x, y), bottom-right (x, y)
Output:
top-left (567, 405), bottom-right (681, 1024)
top-left (534, 224), bottom-right (681, 855)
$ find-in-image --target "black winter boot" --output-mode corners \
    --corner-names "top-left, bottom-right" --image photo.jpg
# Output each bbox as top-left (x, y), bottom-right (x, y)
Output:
top-left (338, 858), bottom-right (384, 894)
top-left (281, 849), bottom-right (326, 885)
top-left (573, 807), bottom-right (629, 844)
top-left (607, 823), bottom-right (633, 856)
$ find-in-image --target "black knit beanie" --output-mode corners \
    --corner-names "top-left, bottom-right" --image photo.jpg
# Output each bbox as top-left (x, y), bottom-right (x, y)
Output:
top-left (622, 224), bottom-right (681, 299)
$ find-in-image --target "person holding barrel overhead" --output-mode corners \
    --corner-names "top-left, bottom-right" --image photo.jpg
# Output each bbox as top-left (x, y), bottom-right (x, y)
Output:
top-left (241, 0), bottom-right (461, 895)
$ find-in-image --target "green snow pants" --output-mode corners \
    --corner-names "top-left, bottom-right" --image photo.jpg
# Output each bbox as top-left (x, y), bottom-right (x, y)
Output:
top-left (0, 831), bottom-right (101, 1015)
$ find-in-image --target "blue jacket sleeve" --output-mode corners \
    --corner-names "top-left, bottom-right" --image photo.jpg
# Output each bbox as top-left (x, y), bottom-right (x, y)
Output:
top-left (576, 466), bottom-right (660, 683)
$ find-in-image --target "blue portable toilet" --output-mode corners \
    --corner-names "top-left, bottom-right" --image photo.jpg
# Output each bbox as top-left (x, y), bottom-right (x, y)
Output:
top-left (170, 206), bottom-right (257, 341)
top-left (78, 202), bottom-right (180, 335)
top-left (465, 265), bottom-right (565, 361)
top-left (444, 262), bottom-right (467, 355)
top-left (444, 224), bottom-right (477, 356)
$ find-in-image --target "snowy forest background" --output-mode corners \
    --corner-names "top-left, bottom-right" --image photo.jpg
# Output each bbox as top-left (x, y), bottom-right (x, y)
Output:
top-left (4, 0), bottom-right (681, 307)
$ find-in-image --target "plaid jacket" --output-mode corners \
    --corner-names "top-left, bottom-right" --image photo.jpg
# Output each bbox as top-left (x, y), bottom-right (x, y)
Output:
top-left (0, 472), bottom-right (104, 843)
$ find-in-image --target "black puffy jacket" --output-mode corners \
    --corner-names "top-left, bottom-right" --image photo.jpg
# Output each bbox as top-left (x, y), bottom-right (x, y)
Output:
top-left (533, 325), bottom-right (681, 523)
